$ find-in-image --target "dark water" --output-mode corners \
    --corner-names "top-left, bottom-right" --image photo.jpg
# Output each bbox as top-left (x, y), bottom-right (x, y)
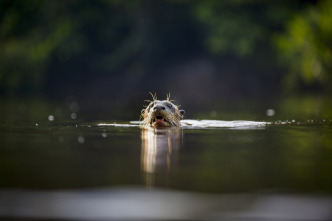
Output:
top-left (1, 98), bottom-right (332, 220)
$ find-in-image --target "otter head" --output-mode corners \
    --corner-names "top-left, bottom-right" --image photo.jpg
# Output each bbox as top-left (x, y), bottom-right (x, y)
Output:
top-left (140, 94), bottom-right (185, 128)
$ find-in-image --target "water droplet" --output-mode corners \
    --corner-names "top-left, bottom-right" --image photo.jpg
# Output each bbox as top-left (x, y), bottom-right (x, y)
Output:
top-left (266, 109), bottom-right (275, 117)
top-left (78, 136), bottom-right (85, 144)
top-left (102, 132), bottom-right (107, 138)
top-left (48, 115), bottom-right (55, 121)
top-left (210, 111), bottom-right (217, 118)
top-left (71, 113), bottom-right (77, 119)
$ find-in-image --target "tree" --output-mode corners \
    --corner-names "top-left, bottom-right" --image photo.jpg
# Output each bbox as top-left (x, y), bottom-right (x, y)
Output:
top-left (276, 0), bottom-right (332, 91)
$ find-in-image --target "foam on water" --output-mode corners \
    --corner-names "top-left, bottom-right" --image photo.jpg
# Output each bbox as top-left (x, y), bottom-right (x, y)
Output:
top-left (97, 119), bottom-right (268, 129)
top-left (98, 123), bottom-right (138, 127)
top-left (181, 119), bottom-right (268, 129)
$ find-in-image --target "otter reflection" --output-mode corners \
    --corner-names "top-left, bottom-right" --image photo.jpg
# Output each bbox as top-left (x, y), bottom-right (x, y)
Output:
top-left (141, 128), bottom-right (182, 186)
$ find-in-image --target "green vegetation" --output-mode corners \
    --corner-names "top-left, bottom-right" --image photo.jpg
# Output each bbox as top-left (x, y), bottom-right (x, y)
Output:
top-left (276, 0), bottom-right (332, 91)
top-left (0, 0), bottom-right (331, 97)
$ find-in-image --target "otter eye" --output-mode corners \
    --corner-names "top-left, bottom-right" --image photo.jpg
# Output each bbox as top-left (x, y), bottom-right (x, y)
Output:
top-left (166, 103), bottom-right (173, 109)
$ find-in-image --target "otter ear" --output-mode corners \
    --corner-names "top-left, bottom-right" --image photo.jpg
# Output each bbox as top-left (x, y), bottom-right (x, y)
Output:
top-left (179, 109), bottom-right (185, 117)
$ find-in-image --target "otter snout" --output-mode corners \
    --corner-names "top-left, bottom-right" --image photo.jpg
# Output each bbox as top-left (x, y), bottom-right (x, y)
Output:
top-left (153, 105), bottom-right (166, 112)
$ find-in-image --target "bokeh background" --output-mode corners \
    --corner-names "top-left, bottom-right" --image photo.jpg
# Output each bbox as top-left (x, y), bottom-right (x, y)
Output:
top-left (1, 2), bottom-right (332, 219)
top-left (1, 0), bottom-right (332, 121)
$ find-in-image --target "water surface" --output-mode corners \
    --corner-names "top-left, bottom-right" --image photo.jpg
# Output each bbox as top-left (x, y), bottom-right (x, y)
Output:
top-left (1, 98), bottom-right (332, 220)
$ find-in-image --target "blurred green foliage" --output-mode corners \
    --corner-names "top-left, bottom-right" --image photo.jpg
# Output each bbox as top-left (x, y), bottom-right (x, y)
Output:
top-left (194, 0), bottom-right (291, 57)
top-left (0, 0), bottom-right (146, 95)
top-left (276, 0), bottom-right (332, 91)
top-left (0, 0), bottom-right (331, 97)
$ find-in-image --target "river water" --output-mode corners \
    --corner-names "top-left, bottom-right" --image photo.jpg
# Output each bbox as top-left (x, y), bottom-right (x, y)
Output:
top-left (0, 98), bottom-right (332, 220)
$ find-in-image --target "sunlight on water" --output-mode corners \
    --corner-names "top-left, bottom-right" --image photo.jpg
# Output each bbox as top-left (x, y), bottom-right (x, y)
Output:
top-left (98, 120), bottom-right (268, 129)
top-left (98, 122), bottom-right (139, 127)
top-left (97, 119), bottom-right (332, 129)
top-left (180, 119), bottom-right (268, 129)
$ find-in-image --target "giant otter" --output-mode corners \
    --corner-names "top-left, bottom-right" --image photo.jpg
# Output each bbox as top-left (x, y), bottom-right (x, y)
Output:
top-left (140, 93), bottom-right (185, 128)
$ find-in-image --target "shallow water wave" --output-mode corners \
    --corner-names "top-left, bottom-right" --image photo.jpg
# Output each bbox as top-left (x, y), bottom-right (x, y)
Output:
top-left (181, 119), bottom-right (268, 129)
top-left (97, 122), bottom-right (138, 127)
top-left (98, 120), bottom-right (268, 129)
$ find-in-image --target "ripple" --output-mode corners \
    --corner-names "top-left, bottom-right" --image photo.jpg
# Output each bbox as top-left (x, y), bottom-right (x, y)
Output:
top-left (97, 120), bottom-right (268, 129)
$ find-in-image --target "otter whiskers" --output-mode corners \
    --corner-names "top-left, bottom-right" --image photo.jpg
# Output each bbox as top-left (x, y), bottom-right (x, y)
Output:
top-left (140, 93), bottom-right (185, 128)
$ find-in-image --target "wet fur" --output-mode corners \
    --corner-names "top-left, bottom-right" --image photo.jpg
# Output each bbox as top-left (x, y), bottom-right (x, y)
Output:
top-left (140, 93), bottom-right (184, 128)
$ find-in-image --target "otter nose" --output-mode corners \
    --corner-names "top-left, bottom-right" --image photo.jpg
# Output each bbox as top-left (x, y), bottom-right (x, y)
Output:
top-left (153, 105), bottom-right (165, 111)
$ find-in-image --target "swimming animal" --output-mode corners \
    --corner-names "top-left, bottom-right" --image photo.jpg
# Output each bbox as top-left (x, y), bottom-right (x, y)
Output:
top-left (140, 93), bottom-right (185, 128)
